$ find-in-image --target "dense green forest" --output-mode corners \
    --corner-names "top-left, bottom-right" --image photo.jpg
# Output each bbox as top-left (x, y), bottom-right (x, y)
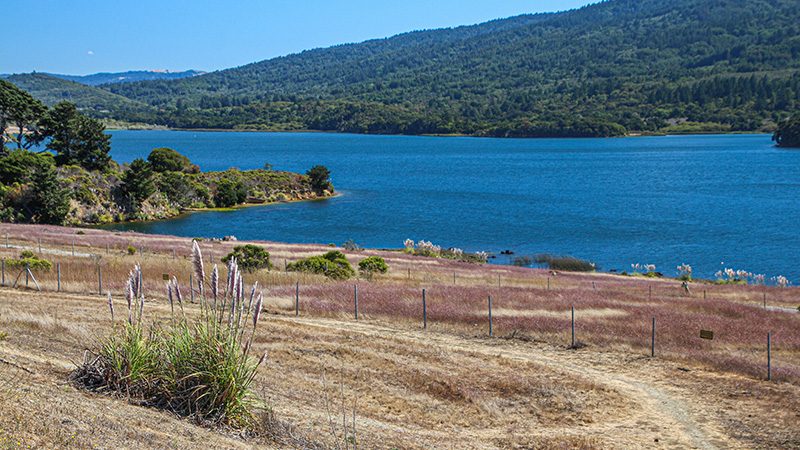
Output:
top-left (8, 0), bottom-right (800, 137)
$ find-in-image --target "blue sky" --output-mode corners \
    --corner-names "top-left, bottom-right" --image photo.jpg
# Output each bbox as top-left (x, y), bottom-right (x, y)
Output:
top-left (2, 0), bottom-right (594, 75)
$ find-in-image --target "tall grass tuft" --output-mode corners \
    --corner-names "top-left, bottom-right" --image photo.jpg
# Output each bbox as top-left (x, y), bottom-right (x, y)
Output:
top-left (72, 243), bottom-right (268, 429)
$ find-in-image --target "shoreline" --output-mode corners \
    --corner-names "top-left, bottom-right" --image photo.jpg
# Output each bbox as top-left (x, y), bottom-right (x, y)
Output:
top-left (91, 192), bottom-right (340, 228)
top-left (105, 126), bottom-right (774, 139)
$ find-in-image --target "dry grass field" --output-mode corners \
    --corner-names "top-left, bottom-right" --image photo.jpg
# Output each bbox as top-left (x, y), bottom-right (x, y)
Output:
top-left (0, 223), bottom-right (798, 448)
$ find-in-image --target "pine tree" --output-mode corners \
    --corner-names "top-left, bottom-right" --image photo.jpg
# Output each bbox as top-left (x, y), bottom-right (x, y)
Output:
top-left (28, 164), bottom-right (70, 225)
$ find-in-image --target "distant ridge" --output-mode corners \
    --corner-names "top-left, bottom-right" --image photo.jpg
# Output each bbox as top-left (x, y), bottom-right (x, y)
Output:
top-left (9, 0), bottom-right (800, 137)
top-left (45, 70), bottom-right (205, 86)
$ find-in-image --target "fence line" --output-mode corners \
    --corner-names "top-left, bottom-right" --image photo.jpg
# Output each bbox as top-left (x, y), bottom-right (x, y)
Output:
top-left (0, 233), bottom-right (793, 383)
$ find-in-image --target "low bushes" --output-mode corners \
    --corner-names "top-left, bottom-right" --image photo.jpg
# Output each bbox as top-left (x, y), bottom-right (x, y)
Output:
top-left (535, 254), bottom-right (597, 272)
top-left (6, 250), bottom-right (52, 271)
top-left (222, 244), bottom-right (272, 273)
top-left (72, 245), bottom-right (267, 429)
top-left (288, 250), bottom-right (355, 280)
top-left (358, 256), bottom-right (388, 278)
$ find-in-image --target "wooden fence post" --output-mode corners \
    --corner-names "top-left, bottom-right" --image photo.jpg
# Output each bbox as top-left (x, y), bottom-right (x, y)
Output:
top-left (767, 332), bottom-right (772, 381)
top-left (295, 281), bottom-right (299, 317)
top-left (649, 284), bottom-right (652, 300)
top-left (453, 271), bottom-right (456, 285)
top-left (97, 265), bottom-right (102, 295)
top-left (38, 238), bottom-right (42, 254)
top-left (547, 276), bottom-right (551, 290)
top-left (25, 263), bottom-right (29, 288)
top-left (571, 306), bottom-right (575, 348)
top-left (1, 259), bottom-right (4, 287)
top-left (422, 288), bottom-right (427, 330)
top-left (71, 240), bottom-right (75, 257)
top-left (190, 273), bottom-right (195, 303)
top-left (488, 295), bottom-right (493, 337)
top-left (651, 317), bottom-right (656, 357)
top-left (354, 284), bottom-right (359, 320)
top-left (4, 234), bottom-right (8, 248)
top-left (57, 262), bottom-right (61, 292)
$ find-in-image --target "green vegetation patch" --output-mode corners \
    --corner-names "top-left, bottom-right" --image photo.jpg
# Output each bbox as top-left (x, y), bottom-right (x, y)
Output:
top-left (288, 250), bottom-right (355, 280)
top-left (222, 244), bottom-right (272, 273)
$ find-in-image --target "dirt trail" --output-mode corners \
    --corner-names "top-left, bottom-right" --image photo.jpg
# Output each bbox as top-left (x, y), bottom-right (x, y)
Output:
top-left (283, 316), bottom-right (735, 449)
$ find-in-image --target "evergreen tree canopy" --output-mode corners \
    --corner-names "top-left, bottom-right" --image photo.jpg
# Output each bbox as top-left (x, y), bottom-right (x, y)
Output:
top-left (306, 165), bottom-right (331, 193)
top-left (27, 164), bottom-right (71, 225)
top-left (774, 116), bottom-right (800, 148)
top-left (0, 80), bottom-right (46, 150)
top-left (121, 158), bottom-right (156, 210)
top-left (147, 147), bottom-right (199, 173)
top-left (41, 102), bottom-right (111, 170)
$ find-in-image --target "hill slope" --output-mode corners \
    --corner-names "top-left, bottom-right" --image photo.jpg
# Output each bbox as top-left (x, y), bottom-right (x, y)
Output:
top-left (6, 73), bottom-right (157, 121)
top-left (23, 0), bottom-right (800, 135)
top-left (47, 70), bottom-right (205, 86)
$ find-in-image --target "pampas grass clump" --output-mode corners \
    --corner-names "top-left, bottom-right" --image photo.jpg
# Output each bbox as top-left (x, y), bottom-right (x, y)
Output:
top-left (72, 242), bottom-right (267, 429)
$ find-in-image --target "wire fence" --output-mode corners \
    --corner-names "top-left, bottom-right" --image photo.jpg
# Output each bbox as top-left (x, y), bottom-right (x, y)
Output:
top-left (0, 233), bottom-right (798, 384)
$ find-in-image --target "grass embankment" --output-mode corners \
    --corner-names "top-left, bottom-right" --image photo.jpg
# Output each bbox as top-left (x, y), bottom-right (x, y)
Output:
top-left (0, 223), bottom-right (798, 448)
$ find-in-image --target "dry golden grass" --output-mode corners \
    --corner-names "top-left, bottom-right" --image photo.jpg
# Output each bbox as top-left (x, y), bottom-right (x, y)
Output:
top-left (0, 223), bottom-right (798, 448)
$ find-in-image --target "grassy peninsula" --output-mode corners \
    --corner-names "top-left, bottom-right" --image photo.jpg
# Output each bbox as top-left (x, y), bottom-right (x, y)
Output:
top-left (0, 80), bottom-right (333, 226)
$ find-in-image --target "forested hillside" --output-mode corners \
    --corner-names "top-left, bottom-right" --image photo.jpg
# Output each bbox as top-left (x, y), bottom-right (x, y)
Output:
top-left (11, 0), bottom-right (800, 136)
top-left (6, 73), bottom-right (157, 121)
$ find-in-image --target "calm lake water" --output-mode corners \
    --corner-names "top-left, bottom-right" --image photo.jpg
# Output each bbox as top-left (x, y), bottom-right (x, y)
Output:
top-left (103, 131), bottom-right (800, 281)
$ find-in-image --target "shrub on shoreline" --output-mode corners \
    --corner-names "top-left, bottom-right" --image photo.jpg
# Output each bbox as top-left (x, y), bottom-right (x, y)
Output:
top-left (536, 254), bottom-right (597, 272)
top-left (403, 239), bottom-right (488, 264)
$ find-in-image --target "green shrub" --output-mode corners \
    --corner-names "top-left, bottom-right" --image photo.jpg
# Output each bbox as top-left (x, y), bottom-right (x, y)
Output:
top-left (7, 251), bottom-right (52, 272)
top-left (214, 177), bottom-right (247, 207)
top-left (288, 251), bottom-right (355, 280)
top-left (534, 254), bottom-right (597, 272)
top-left (358, 256), bottom-right (388, 277)
top-left (222, 244), bottom-right (272, 273)
top-left (127, 245), bottom-right (137, 255)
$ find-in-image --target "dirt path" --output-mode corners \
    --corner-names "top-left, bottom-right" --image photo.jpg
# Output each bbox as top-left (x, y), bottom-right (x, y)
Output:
top-left (283, 316), bottom-right (736, 449)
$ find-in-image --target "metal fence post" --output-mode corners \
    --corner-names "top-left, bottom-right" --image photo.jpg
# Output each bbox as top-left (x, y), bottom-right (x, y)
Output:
top-left (98, 265), bottom-right (102, 295)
